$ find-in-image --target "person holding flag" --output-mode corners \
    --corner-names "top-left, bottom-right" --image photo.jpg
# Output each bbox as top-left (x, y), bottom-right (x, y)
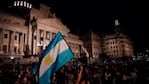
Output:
top-left (33, 31), bottom-right (74, 84)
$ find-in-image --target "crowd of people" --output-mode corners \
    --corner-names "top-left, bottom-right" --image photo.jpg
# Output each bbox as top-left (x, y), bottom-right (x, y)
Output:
top-left (0, 58), bottom-right (149, 84)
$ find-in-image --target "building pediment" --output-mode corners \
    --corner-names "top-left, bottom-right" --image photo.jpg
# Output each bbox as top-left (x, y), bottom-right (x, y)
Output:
top-left (38, 18), bottom-right (70, 32)
top-left (0, 11), bottom-right (25, 25)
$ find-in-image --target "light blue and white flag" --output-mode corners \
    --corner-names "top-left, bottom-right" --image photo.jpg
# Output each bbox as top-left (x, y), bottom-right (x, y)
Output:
top-left (39, 31), bottom-right (74, 84)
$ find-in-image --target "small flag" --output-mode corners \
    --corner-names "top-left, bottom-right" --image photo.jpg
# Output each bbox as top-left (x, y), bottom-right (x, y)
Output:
top-left (38, 31), bottom-right (74, 84)
top-left (82, 46), bottom-right (89, 58)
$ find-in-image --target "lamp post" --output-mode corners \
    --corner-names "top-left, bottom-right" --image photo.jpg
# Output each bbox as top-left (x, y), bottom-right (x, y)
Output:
top-left (82, 46), bottom-right (89, 65)
top-left (25, 14), bottom-right (30, 58)
top-left (30, 16), bottom-right (37, 57)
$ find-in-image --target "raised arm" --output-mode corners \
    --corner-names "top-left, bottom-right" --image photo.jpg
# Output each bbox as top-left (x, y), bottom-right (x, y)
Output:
top-left (75, 65), bottom-right (83, 84)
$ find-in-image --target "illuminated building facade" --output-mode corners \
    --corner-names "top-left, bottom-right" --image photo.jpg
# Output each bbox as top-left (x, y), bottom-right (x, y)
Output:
top-left (0, 4), bottom-right (83, 59)
top-left (81, 20), bottom-right (134, 58)
top-left (101, 20), bottom-right (134, 57)
top-left (0, 3), bottom-right (134, 63)
top-left (101, 31), bottom-right (134, 57)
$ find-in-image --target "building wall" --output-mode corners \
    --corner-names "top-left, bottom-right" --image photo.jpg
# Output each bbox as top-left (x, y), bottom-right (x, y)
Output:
top-left (67, 33), bottom-right (83, 58)
top-left (0, 4), bottom-right (134, 61)
top-left (90, 32), bottom-right (102, 57)
top-left (101, 32), bottom-right (134, 57)
top-left (0, 11), bottom-right (27, 58)
top-left (0, 4), bottom-right (83, 59)
top-left (81, 30), bottom-right (134, 60)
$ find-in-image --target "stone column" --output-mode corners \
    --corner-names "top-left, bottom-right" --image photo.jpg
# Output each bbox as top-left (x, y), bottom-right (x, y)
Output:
top-left (28, 25), bottom-right (32, 55)
top-left (31, 29), bottom-right (34, 56)
top-left (0, 29), bottom-right (3, 52)
top-left (16, 33), bottom-right (19, 54)
top-left (40, 30), bottom-right (44, 54)
top-left (36, 29), bottom-right (39, 55)
top-left (38, 29), bottom-right (43, 56)
top-left (18, 33), bottom-right (21, 54)
top-left (33, 29), bottom-right (37, 55)
top-left (9, 31), bottom-right (14, 54)
top-left (46, 31), bottom-right (50, 46)
top-left (19, 32), bottom-right (24, 55)
top-left (34, 30), bottom-right (37, 55)
top-left (43, 30), bottom-right (46, 49)
top-left (23, 33), bottom-right (26, 54)
top-left (49, 31), bottom-right (52, 42)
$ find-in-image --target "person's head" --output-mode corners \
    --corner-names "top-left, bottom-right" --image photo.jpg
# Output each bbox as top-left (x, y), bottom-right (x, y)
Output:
top-left (21, 76), bottom-right (28, 84)
top-left (80, 80), bottom-right (90, 84)
top-left (105, 65), bottom-right (109, 70)
top-left (53, 73), bottom-right (56, 76)
top-left (92, 71), bottom-right (97, 78)
top-left (60, 67), bottom-right (65, 73)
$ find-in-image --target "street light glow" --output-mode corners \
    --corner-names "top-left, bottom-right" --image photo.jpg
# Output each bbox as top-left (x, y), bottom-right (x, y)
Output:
top-left (10, 56), bottom-right (14, 60)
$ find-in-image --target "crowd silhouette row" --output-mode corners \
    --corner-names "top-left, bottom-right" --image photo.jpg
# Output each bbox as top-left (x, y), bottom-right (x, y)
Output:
top-left (0, 58), bottom-right (149, 84)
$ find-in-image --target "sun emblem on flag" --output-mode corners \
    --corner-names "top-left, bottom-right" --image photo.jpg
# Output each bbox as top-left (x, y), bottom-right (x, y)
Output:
top-left (44, 56), bottom-right (52, 65)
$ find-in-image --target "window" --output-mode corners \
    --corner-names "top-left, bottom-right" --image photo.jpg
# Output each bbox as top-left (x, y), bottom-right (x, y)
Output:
top-left (52, 33), bottom-right (56, 38)
top-left (24, 34), bottom-right (26, 43)
top-left (63, 36), bottom-right (66, 39)
top-left (40, 30), bottom-right (44, 37)
top-left (4, 34), bottom-right (8, 38)
top-left (14, 47), bottom-right (17, 53)
top-left (34, 36), bottom-right (36, 39)
top-left (46, 32), bottom-right (50, 40)
top-left (40, 37), bottom-right (43, 41)
top-left (15, 35), bottom-right (17, 40)
top-left (3, 45), bottom-right (7, 53)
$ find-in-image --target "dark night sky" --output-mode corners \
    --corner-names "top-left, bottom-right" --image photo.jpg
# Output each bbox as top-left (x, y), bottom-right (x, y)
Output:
top-left (1, 0), bottom-right (149, 52)
top-left (47, 0), bottom-right (149, 52)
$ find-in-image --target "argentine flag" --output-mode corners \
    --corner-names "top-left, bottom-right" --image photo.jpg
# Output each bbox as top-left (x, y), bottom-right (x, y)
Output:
top-left (39, 32), bottom-right (74, 84)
